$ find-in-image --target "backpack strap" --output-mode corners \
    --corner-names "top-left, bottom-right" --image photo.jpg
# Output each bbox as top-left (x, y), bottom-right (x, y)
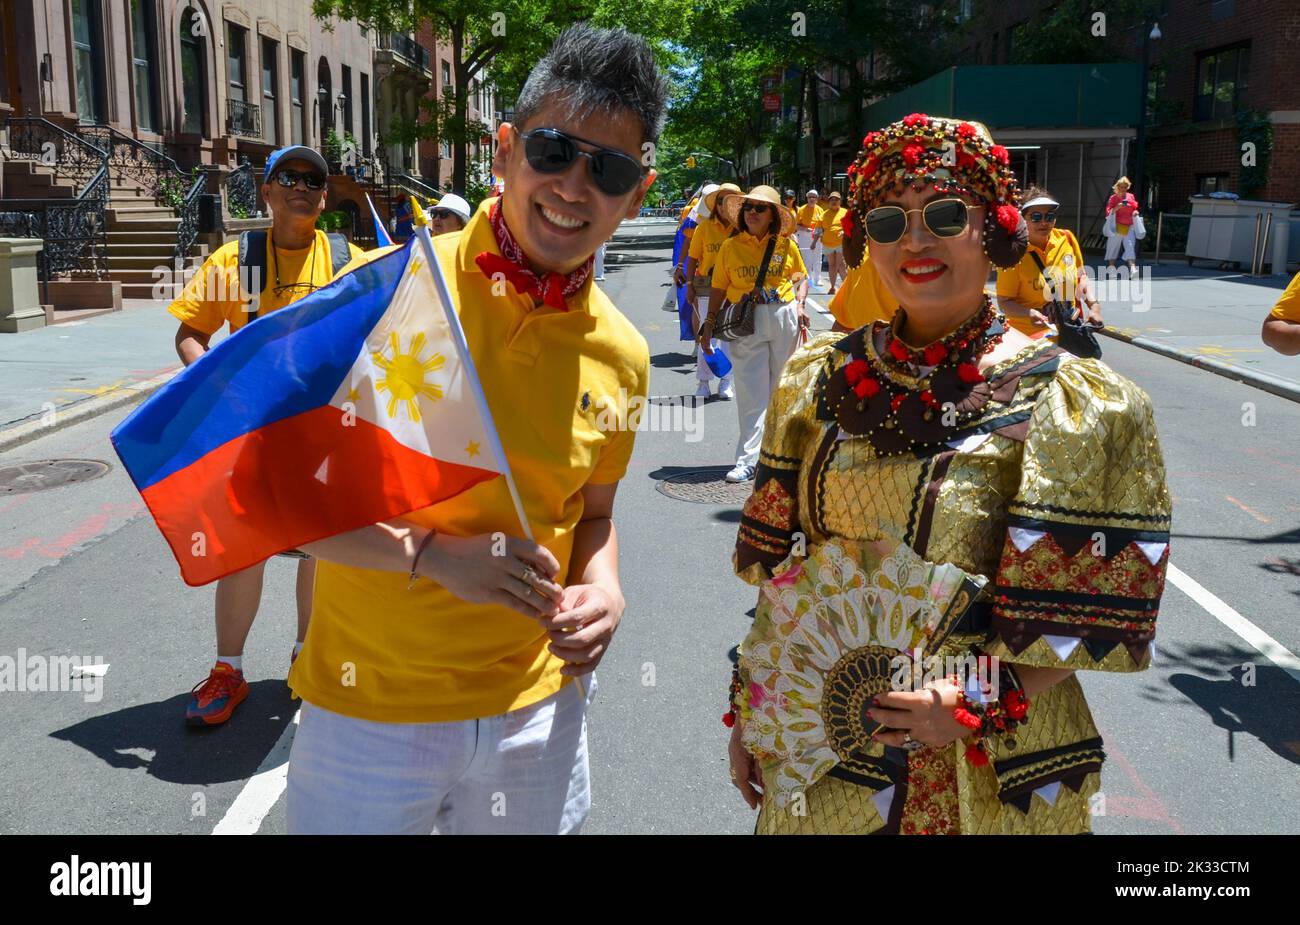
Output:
top-left (237, 230), bottom-right (269, 320)
top-left (325, 232), bottom-right (351, 278)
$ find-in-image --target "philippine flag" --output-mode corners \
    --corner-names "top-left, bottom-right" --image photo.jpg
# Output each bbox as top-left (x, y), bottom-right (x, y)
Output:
top-left (111, 238), bottom-right (502, 586)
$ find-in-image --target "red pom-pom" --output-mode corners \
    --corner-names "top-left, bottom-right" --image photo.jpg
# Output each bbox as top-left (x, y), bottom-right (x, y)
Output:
top-left (902, 112), bottom-right (929, 128)
top-left (862, 132), bottom-right (880, 148)
top-left (957, 361), bottom-right (984, 384)
top-left (844, 358), bottom-right (868, 385)
top-left (841, 211), bottom-right (855, 236)
top-left (956, 150), bottom-right (978, 170)
top-left (995, 204), bottom-right (1021, 234)
top-left (862, 157), bottom-right (878, 177)
top-left (922, 343), bottom-right (948, 366)
top-left (1004, 690), bottom-right (1029, 720)
top-left (953, 708), bottom-right (982, 731)
top-left (965, 743), bottom-right (990, 766)
top-left (920, 389), bottom-right (939, 409)
top-left (722, 711), bottom-right (735, 728)
top-left (990, 144), bottom-right (1010, 165)
top-left (888, 338), bottom-right (910, 362)
top-left (956, 122), bottom-right (977, 139)
top-left (890, 393), bottom-right (906, 413)
top-left (854, 377), bottom-right (880, 399)
top-left (902, 143), bottom-right (924, 168)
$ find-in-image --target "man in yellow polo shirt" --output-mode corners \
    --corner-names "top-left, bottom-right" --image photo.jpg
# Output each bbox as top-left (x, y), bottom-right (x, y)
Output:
top-left (286, 24), bottom-right (663, 835)
top-left (169, 144), bottom-right (363, 727)
top-left (1262, 270), bottom-right (1300, 355)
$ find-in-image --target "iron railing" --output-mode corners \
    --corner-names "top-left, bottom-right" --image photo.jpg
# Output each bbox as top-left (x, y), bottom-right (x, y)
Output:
top-left (0, 115), bottom-right (110, 299)
top-left (392, 172), bottom-right (443, 202)
top-left (379, 32), bottom-right (431, 73)
top-left (225, 157), bottom-right (256, 218)
top-left (75, 123), bottom-right (204, 263)
top-left (226, 99), bottom-right (262, 139)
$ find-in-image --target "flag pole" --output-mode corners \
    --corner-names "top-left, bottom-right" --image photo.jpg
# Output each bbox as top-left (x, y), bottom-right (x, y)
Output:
top-left (413, 224), bottom-right (533, 543)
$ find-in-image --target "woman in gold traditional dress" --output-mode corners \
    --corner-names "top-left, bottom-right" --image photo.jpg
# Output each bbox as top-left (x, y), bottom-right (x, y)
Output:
top-left (724, 115), bottom-right (1172, 835)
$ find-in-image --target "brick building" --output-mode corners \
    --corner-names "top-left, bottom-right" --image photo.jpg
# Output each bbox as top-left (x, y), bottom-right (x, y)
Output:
top-left (415, 22), bottom-right (499, 195)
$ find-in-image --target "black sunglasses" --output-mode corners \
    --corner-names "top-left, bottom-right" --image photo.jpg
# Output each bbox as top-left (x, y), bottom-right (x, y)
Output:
top-left (864, 198), bottom-right (978, 245)
top-left (518, 127), bottom-right (645, 196)
top-left (1025, 209), bottom-right (1059, 223)
top-left (741, 202), bottom-right (774, 214)
top-left (429, 208), bottom-right (460, 220)
top-left (272, 169), bottom-right (327, 191)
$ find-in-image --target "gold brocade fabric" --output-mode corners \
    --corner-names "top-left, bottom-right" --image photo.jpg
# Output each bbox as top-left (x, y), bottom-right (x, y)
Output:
top-left (734, 331), bottom-right (1171, 835)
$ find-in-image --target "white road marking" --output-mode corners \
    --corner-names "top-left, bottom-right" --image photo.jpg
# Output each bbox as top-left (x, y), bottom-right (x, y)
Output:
top-left (1167, 563), bottom-right (1300, 685)
top-left (211, 709), bottom-right (300, 835)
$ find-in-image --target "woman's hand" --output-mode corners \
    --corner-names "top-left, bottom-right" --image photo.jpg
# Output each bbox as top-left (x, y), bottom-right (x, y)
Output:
top-left (673, 265), bottom-right (687, 287)
top-left (685, 282), bottom-right (696, 305)
top-left (420, 532), bottom-right (565, 620)
top-left (868, 677), bottom-right (971, 750)
top-left (696, 317), bottom-right (716, 354)
top-left (1029, 307), bottom-right (1052, 327)
top-left (728, 719), bottom-right (764, 809)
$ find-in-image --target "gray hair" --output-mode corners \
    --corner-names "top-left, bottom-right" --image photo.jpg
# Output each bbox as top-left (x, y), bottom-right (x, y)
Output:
top-left (514, 24), bottom-right (668, 146)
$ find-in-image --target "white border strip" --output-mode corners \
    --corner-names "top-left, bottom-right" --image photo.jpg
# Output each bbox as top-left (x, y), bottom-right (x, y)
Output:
top-left (211, 710), bottom-right (300, 835)
top-left (1167, 563), bottom-right (1300, 685)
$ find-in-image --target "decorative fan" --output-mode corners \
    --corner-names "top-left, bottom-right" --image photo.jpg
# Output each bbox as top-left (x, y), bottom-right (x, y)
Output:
top-left (739, 539), bottom-right (986, 808)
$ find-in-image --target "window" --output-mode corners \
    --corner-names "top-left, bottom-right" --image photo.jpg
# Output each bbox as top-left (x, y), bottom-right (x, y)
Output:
top-left (262, 38), bottom-right (279, 145)
top-left (179, 6), bottom-right (207, 136)
top-left (360, 73), bottom-right (371, 155)
top-left (1196, 173), bottom-right (1230, 195)
top-left (1195, 44), bottom-right (1249, 121)
top-left (317, 58), bottom-right (332, 138)
top-left (341, 65), bottom-right (353, 137)
top-left (71, 0), bottom-right (104, 122)
top-left (441, 60), bottom-right (451, 88)
top-left (290, 50), bottom-right (305, 145)
top-left (226, 23), bottom-right (247, 103)
top-left (1146, 65), bottom-right (1167, 125)
top-left (130, 0), bottom-right (159, 132)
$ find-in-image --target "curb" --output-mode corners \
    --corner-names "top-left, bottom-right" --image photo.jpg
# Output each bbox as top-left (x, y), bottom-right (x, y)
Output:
top-left (0, 369), bottom-right (179, 455)
top-left (1099, 327), bottom-right (1300, 404)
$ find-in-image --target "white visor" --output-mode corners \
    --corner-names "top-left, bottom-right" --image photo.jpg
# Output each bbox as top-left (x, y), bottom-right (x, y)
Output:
top-left (1021, 196), bottom-right (1060, 211)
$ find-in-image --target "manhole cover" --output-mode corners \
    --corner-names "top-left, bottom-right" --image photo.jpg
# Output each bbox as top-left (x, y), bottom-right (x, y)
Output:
top-left (0, 459), bottom-right (111, 495)
top-left (656, 467), bottom-right (754, 504)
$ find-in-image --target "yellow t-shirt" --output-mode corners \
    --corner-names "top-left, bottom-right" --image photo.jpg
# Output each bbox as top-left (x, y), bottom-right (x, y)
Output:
top-left (1269, 271), bottom-right (1300, 323)
top-left (819, 206), bottom-right (847, 248)
top-left (711, 231), bottom-right (807, 304)
top-left (167, 230), bottom-right (363, 335)
top-left (688, 216), bottom-right (735, 278)
top-left (828, 248), bottom-right (899, 329)
top-left (289, 200), bottom-right (651, 723)
top-left (996, 227), bottom-right (1084, 337)
top-left (795, 202), bottom-right (824, 230)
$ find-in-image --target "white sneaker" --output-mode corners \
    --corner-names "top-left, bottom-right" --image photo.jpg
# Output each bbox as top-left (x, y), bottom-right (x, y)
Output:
top-left (725, 464), bottom-right (755, 483)
top-left (695, 381), bottom-right (712, 399)
top-left (717, 377), bottom-right (735, 400)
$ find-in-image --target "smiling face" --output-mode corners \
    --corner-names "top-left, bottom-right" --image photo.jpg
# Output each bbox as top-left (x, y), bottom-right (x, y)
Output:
top-left (741, 201), bottom-right (777, 237)
top-left (869, 185), bottom-right (989, 326)
top-left (261, 158), bottom-right (328, 225)
top-left (491, 101), bottom-right (656, 274)
top-left (1023, 206), bottom-right (1056, 248)
top-left (430, 211), bottom-right (465, 236)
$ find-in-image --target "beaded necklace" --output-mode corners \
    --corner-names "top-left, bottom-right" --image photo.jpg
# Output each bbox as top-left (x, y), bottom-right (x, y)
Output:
top-left (824, 294), bottom-right (1005, 457)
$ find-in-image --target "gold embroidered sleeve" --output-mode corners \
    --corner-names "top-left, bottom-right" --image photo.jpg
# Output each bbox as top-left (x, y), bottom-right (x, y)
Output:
top-left (734, 333), bottom-right (839, 585)
top-left (984, 358), bottom-right (1171, 671)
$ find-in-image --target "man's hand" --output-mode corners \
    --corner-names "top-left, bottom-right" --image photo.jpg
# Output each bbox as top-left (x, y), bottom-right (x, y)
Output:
top-left (540, 583), bottom-right (624, 676)
top-left (420, 532), bottom-right (564, 620)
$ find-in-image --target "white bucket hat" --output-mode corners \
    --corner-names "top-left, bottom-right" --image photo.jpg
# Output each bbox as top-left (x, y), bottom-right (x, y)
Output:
top-left (435, 193), bottom-right (472, 222)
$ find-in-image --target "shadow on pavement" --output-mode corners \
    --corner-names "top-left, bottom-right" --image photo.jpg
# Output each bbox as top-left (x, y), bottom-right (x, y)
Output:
top-left (49, 680), bottom-right (298, 785)
top-left (650, 351), bottom-right (694, 369)
top-left (1140, 642), bottom-right (1300, 768)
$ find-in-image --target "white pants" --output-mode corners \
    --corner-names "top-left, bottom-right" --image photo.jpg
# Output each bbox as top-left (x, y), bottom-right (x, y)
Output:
top-left (286, 679), bottom-right (594, 834)
top-left (1105, 230), bottom-right (1136, 263)
top-left (795, 228), bottom-right (822, 286)
top-left (729, 299), bottom-right (800, 468)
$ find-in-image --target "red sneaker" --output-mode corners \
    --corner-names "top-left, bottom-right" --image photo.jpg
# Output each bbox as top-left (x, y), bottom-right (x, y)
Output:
top-left (185, 661), bottom-right (249, 726)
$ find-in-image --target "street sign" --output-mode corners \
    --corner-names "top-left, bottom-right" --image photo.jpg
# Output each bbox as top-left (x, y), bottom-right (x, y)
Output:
top-left (762, 94), bottom-right (780, 112)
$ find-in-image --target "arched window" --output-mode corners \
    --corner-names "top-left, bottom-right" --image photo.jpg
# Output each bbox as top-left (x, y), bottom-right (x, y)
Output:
top-left (179, 6), bottom-right (208, 137)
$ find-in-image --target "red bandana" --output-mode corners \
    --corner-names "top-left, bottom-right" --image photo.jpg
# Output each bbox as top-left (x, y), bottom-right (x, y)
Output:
top-left (473, 199), bottom-right (593, 311)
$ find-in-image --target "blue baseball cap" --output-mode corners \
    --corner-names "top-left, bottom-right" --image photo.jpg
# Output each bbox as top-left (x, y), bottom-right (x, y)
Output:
top-left (264, 145), bottom-right (330, 182)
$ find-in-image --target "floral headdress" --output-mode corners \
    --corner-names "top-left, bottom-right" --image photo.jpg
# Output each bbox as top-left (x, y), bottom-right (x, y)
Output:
top-left (841, 113), bottom-right (1028, 269)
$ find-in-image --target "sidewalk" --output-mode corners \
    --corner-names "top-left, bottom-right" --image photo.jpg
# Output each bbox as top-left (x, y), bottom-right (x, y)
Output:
top-left (0, 299), bottom-right (184, 451)
top-left (1088, 263), bottom-right (1299, 399)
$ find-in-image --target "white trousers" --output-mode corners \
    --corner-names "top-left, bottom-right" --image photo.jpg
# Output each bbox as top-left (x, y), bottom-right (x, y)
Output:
top-left (1105, 231), bottom-right (1136, 263)
top-left (728, 299), bottom-right (800, 468)
top-left (286, 679), bottom-right (594, 835)
top-left (795, 228), bottom-right (822, 286)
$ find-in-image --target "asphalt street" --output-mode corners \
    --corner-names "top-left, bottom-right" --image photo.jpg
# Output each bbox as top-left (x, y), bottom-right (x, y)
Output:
top-left (0, 240), bottom-right (1297, 834)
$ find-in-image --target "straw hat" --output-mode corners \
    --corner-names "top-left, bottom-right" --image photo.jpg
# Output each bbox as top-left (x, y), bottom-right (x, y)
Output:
top-left (720, 185), bottom-right (795, 237)
top-left (703, 182), bottom-right (742, 215)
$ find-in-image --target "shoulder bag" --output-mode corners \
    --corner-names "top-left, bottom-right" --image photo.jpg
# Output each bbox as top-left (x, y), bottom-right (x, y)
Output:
top-left (1030, 250), bottom-right (1103, 359)
top-left (713, 233), bottom-right (779, 342)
